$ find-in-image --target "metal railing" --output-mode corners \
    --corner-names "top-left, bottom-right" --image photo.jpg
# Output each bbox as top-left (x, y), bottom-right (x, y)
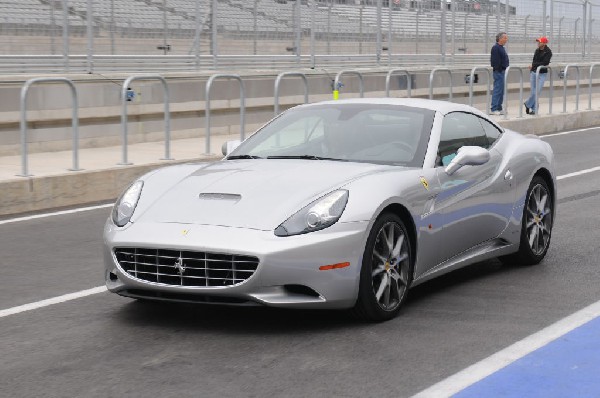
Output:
top-left (274, 72), bottom-right (309, 116)
top-left (14, 65), bottom-right (600, 178)
top-left (333, 70), bottom-right (364, 99)
top-left (533, 65), bottom-right (556, 117)
top-left (19, 77), bottom-right (80, 177)
top-left (503, 66), bottom-right (525, 119)
top-left (120, 75), bottom-right (171, 165)
top-left (5, 54), bottom-right (600, 75)
top-left (429, 68), bottom-right (454, 100)
top-left (385, 69), bottom-right (412, 98)
top-left (562, 64), bottom-right (582, 113)
top-left (205, 74), bottom-right (246, 155)
top-left (468, 67), bottom-right (492, 111)
top-left (588, 63), bottom-right (600, 109)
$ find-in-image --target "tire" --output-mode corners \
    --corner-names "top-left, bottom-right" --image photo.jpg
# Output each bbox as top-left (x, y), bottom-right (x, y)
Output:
top-left (353, 213), bottom-right (413, 322)
top-left (503, 176), bottom-right (554, 265)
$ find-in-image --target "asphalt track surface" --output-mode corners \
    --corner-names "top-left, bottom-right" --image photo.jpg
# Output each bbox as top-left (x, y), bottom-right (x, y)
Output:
top-left (1, 127), bottom-right (600, 397)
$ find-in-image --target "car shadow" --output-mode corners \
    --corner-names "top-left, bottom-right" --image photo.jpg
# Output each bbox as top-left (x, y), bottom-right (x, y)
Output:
top-left (113, 298), bottom-right (365, 334)
top-left (407, 257), bottom-right (527, 303)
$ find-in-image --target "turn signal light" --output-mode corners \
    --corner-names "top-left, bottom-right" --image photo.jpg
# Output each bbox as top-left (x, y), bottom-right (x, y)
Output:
top-left (319, 262), bottom-right (350, 271)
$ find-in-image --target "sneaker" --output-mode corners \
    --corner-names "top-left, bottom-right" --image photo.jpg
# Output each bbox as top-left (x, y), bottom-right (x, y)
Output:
top-left (529, 110), bottom-right (536, 115)
top-left (491, 110), bottom-right (504, 116)
top-left (524, 103), bottom-right (530, 114)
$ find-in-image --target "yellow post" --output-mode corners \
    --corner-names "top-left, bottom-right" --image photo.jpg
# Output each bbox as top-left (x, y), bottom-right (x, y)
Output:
top-left (333, 90), bottom-right (339, 100)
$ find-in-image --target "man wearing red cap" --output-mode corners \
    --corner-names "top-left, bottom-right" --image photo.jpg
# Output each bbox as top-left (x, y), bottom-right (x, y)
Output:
top-left (524, 36), bottom-right (553, 115)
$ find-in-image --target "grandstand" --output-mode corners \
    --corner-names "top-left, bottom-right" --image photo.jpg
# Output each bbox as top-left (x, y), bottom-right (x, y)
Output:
top-left (0, 0), bottom-right (596, 60)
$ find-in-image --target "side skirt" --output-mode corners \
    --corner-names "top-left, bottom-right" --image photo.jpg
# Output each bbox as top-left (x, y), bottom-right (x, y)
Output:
top-left (411, 238), bottom-right (517, 287)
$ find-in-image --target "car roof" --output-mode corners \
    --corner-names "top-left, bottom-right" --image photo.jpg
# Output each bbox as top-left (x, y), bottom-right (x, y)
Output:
top-left (299, 98), bottom-right (488, 118)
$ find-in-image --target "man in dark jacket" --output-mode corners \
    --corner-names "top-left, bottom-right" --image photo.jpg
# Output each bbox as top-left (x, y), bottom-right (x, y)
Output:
top-left (490, 32), bottom-right (509, 115)
top-left (524, 36), bottom-right (553, 115)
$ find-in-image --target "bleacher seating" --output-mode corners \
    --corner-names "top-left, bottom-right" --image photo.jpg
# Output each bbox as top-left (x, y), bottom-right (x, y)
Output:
top-left (0, 0), bottom-right (590, 48)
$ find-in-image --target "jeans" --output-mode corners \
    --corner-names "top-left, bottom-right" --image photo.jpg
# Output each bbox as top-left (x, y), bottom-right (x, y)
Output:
top-left (491, 71), bottom-right (505, 111)
top-left (524, 71), bottom-right (548, 113)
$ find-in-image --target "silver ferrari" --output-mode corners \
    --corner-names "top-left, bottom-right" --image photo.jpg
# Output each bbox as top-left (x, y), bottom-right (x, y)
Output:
top-left (103, 98), bottom-right (556, 321)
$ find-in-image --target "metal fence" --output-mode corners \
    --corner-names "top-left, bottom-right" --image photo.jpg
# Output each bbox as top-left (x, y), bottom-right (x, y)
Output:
top-left (14, 63), bottom-right (600, 176)
top-left (1, 0), bottom-right (599, 72)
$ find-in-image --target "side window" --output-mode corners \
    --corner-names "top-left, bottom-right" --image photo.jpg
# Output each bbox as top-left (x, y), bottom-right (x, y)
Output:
top-left (479, 118), bottom-right (503, 147)
top-left (438, 112), bottom-right (487, 166)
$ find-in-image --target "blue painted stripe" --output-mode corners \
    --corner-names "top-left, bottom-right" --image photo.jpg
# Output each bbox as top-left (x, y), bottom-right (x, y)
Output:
top-left (454, 316), bottom-right (600, 398)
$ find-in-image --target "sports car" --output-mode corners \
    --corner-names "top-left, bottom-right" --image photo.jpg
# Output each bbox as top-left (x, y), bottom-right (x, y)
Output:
top-left (103, 98), bottom-right (556, 321)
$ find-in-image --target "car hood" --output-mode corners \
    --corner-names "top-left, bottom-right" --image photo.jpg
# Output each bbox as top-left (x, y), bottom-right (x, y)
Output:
top-left (136, 159), bottom-right (395, 230)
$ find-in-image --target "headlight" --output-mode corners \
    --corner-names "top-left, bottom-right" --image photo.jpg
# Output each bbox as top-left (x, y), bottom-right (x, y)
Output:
top-left (274, 190), bottom-right (349, 237)
top-left (112, 180), bottom-right (144, 227)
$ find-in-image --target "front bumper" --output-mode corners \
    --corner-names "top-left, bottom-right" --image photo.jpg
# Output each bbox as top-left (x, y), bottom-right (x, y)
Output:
top-left (103, 219), bottom-right (369, 309)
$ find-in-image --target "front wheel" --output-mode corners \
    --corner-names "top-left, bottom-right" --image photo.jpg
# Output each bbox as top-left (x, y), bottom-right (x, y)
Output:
top-left (504, 176), bottom-right (554, 265)
top-left (353, 213), bottom-right (413, 322)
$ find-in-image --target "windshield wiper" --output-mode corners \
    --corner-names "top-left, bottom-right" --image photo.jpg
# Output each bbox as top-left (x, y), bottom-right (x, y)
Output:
top-left (266, 155), bottom-right (346, 161)
top-left (227, 155), bottom-right (263, 160)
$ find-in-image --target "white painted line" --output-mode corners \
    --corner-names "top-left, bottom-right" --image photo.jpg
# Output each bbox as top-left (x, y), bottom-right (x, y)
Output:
top-left (0, 286), bottom-right (107, 318)
top-left (412, 299), bottom-right (600, 398)
top-left (557, 166), bottom-right (600, 180)
top-left (541, 126), bottom-right (600, 138)
top-left (0, 203), bottom-right (113, 226)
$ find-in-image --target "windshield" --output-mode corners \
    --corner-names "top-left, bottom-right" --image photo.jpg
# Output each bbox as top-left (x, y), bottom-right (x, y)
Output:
top-left (229, 103), bottom-right (435, 167)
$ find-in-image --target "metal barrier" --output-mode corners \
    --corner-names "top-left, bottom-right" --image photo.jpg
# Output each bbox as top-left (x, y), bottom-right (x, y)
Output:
top-left (533, 65), bottom-right (555, 117)
top-left (273, 72), bottom-right (309, 116)
top-left (562, 64), bottom-right (581, 113)
top-left (120, 75), bottom-right (171, 165)
top-left (429, 68), bottom-right (454, 100)
top-left (205, 74), bottom-right (246, 155)
top-left (19, 77), bottom-right (80, 177)
top-left (588, 63), bottom-right (600, 110)
top-left (333, 70), bottom-right (364, 99)
top-left (503, 66), bottom-right (525, 120)
top-left (385, 69), bottom-right (412, 98)
top-left (468, 67), bottom-right (491, 112)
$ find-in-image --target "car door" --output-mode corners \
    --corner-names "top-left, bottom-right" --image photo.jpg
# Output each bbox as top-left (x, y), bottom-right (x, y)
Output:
top-left (434, 112), bottom-right (513, 262)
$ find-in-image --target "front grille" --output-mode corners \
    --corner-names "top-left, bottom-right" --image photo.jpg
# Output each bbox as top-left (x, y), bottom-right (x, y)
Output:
top-left (114, 247), bottom-right (259, 287)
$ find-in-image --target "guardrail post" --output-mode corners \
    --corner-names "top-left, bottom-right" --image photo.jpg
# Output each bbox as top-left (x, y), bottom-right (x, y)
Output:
top-left (19, 77), bottom-right (80, 177)
top-left (274, 72), bottom-right (309, 116)
top-left (333, 70), bottom-right (364, 99)
top-left (429, 68), bottom-right (454, 100)
top-left (503, 66), bottom-right (525, 120)
top-left (468, 66), bottom-right (492, 113)
top-left (588, 63), bottom-right (600, 110)
top-left (205, 74), bottom-right (246, 155)
top-left (120, 75), bottom-right (172, 165)
top-left (534, 65), bottom-right (554, 117)
top-left (562, 64), bottom-right (581, 113)
top-left (385, 69), bottom-right (412, 98)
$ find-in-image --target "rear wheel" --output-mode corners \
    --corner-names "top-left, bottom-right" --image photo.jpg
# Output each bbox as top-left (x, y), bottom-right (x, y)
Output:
top-left (353, 213), bottom-right (413, 322)
top-left (503, 176), bottom-right (553, 265)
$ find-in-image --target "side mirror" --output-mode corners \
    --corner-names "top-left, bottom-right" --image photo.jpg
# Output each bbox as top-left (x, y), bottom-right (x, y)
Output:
top-left (222, 140), bottom-right (241, 156)
top-left (445, 146), bottom-right (490, 175)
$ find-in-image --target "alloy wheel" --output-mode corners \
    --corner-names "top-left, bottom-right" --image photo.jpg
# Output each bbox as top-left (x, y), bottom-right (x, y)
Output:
top-left (525, 183), bottom-right (552, 256)
top-left (370, 221), bottom-right (410, 311)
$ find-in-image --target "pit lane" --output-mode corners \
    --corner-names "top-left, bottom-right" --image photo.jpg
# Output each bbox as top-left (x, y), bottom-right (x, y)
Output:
top-left (1, 127), bottom-right (599, 397)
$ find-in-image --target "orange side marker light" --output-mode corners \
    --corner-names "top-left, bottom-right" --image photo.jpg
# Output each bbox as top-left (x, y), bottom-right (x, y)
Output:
top-left (319, 262), bottom-right (351, 271)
